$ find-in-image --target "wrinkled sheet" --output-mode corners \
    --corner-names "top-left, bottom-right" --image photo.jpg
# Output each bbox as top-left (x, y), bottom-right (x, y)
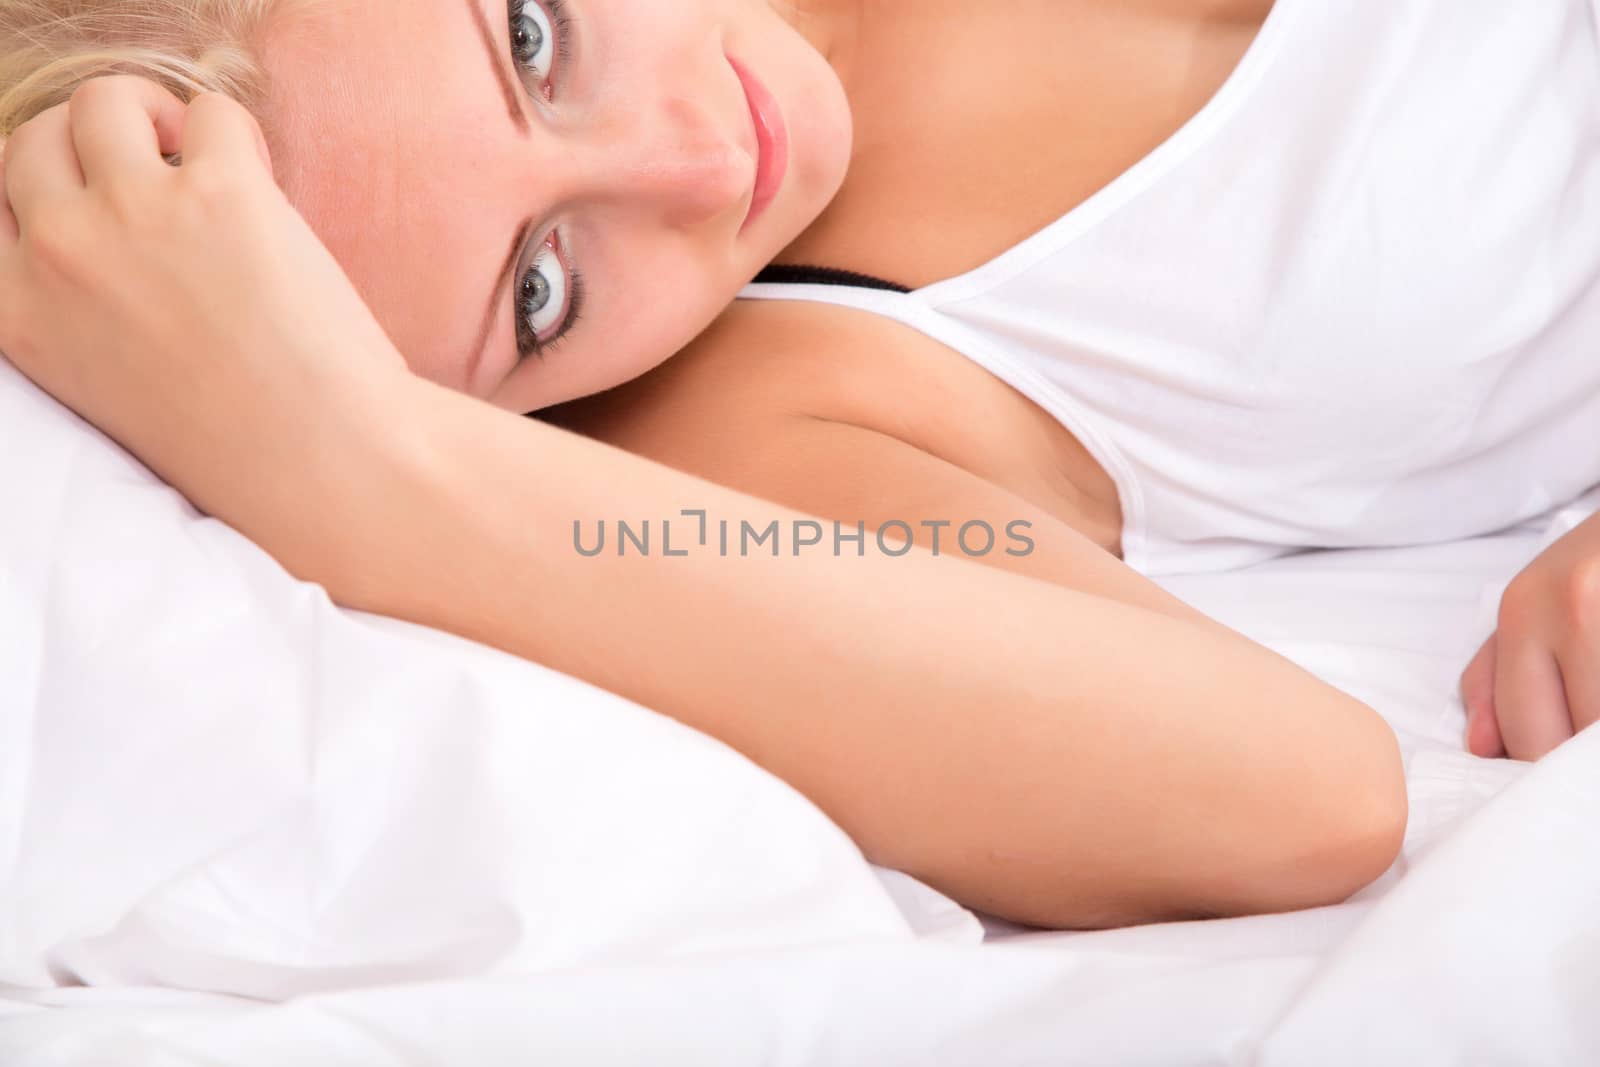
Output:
top-left (5, 343), bottom-right (1600, 1063)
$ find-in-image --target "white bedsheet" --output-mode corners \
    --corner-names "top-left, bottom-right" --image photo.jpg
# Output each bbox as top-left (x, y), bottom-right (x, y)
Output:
top-left (0, 361), bottom-right (930, 1003)
top-left (4, 350), bottom-right (1600, 1064)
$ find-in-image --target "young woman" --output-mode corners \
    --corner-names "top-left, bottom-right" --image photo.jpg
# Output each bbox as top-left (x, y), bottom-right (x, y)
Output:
top-left (4, 0), bottom-right (1598, 928)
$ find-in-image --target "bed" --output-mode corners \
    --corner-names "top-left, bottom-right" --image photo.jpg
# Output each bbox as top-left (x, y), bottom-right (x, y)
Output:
top-left (3, 357), bottom-right (1598, 1065)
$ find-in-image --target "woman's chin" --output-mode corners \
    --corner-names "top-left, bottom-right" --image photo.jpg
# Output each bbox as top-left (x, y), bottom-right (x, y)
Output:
top-left (800, 71), bottom-right (855, 201)
top-left (771, 86), bottom-right (853, 249)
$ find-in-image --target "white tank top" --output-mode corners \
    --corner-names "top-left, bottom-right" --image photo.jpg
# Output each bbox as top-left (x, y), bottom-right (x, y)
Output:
top-left (737, 0), bottom-right (1600, 577)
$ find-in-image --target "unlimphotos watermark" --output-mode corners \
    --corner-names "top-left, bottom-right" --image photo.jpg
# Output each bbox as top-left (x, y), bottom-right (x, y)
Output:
top-left (573, 510), bottom-right (1036, 559)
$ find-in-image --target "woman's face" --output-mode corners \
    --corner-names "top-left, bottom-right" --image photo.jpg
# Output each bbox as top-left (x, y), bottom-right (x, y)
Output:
top-left (258, 0), bottom-right (851, 413)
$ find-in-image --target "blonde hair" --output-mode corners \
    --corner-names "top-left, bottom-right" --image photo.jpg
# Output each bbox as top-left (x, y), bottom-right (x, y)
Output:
top-left (0, 0), bottom-right (302, 137)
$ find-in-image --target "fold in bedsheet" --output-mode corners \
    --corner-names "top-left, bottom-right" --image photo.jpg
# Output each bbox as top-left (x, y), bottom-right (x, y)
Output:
top-left (5, 708), bottom-right (1598, 1067)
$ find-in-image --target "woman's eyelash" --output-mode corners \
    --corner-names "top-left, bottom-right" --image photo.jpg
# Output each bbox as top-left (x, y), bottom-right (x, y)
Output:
top-left (506, 0), bottom-right (580, 365)
top-left (516, 265), bottom-right (586, 361)
top-left (508, 0), bottom-right (574, 77)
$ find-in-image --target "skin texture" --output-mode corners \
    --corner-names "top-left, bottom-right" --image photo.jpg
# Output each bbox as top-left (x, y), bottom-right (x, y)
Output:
top-left (254, 0), bottom-right (853, 412)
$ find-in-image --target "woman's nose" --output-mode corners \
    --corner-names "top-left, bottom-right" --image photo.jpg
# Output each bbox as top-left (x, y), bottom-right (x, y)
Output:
top-left (578, 92), bottom-right (756, 227)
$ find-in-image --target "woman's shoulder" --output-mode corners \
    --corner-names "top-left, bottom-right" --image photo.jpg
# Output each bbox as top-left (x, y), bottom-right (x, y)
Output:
top-left (538, 298), bottom-right (925, 461)
top-left (538, 298), bottom-right (1123, 556)
top-left (538, 294), bottom-right (1046, 495)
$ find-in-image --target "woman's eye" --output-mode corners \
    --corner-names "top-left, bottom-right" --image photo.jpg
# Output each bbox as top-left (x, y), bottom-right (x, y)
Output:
top-left (519, 240), bottom-right (570, 348)
top-left (509, 0), bottom-right (558, 84)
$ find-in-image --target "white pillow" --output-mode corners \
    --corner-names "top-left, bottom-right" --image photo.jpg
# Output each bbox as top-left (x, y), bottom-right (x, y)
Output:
top-left (0, 359), bottom-right (936, 1000)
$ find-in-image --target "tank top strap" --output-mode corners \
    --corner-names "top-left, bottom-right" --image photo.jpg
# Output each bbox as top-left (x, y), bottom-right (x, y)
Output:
top-left (751, 264), bottom-right (913, 293)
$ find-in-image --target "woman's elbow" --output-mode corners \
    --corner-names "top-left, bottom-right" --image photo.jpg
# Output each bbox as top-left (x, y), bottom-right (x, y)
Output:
top-left (1259, 705), bottom-right (1409, 915)
top-left (986, 713), bottom-right (1408, 931)
top-left (1152, 701), bottom-right (1408, 925)
top-left (1329, 720), bottom-right (1410, 893)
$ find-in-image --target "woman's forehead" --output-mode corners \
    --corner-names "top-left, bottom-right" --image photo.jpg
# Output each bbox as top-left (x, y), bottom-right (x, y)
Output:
top-left (260, 0), bottom-right (494, 187)
top-left (256, 0), bottom-right (524, 386)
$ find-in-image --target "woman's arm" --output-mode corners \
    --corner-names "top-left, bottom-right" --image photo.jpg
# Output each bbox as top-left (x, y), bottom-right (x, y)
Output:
top-left (334, 374), bottom-right (1406, 929)
top-left (0, 79), bottom-right (1404, 929)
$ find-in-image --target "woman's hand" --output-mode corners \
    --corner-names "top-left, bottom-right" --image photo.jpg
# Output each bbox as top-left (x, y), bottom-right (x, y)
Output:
top-left (0, 76), bottom-right (411, 540)
top-left (1460, 511), bottom-right (1600, 760)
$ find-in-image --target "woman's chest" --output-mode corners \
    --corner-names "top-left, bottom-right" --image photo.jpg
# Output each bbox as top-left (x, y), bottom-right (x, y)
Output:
top-left (778, 0), bottom-right (1274, 289)
top-left (766, 0), bottom-right (1600, 539)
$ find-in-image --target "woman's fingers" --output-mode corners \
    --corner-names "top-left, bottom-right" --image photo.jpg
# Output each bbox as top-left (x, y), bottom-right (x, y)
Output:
top-left (180, 92), bottom-right (274, 177)
top-left (1548, 579), bottom-right (1600, 739)
top-left (1493, 627), bottom-right (1573, 760)
top-left (1467, 698), bottom-right (1506, 760)
top-left (1460, 632), bottom-right (1506, 758)
top-left (1560, 647), bottom-right (1600, 741)
top-left (2, 103), bottom-right (83, 230)
top-left (2, 75), bottom-right (185, 241)
top-left (68, 76), bottom-right (187, 187)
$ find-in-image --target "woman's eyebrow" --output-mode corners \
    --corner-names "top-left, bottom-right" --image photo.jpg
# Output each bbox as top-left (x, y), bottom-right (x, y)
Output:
top-left (471, 219), bottom-right (534, 384)
top-left (462, 0), bottom-right (537, 382)
top-left (464, 0), bottom-right (531, 136)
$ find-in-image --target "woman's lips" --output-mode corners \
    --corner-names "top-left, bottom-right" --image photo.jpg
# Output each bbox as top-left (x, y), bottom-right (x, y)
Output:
top-left (728, 56), bottom-right (789, 233)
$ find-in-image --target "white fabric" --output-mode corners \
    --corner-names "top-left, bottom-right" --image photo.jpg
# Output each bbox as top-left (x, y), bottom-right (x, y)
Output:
top-left (5, 468), bottom-right (1600, 1064)
top-left (740, 0), bottom-right (1600, 577)
top-left (0, 359), bottom-right (948, 1000)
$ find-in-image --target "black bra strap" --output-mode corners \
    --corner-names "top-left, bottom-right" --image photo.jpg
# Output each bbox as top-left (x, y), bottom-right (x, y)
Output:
top-left (752, 263), bottom-right (913, 294)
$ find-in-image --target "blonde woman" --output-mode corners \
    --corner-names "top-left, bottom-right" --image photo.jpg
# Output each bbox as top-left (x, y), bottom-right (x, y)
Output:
top-left (5, 0), bottom-right (1598, 929)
